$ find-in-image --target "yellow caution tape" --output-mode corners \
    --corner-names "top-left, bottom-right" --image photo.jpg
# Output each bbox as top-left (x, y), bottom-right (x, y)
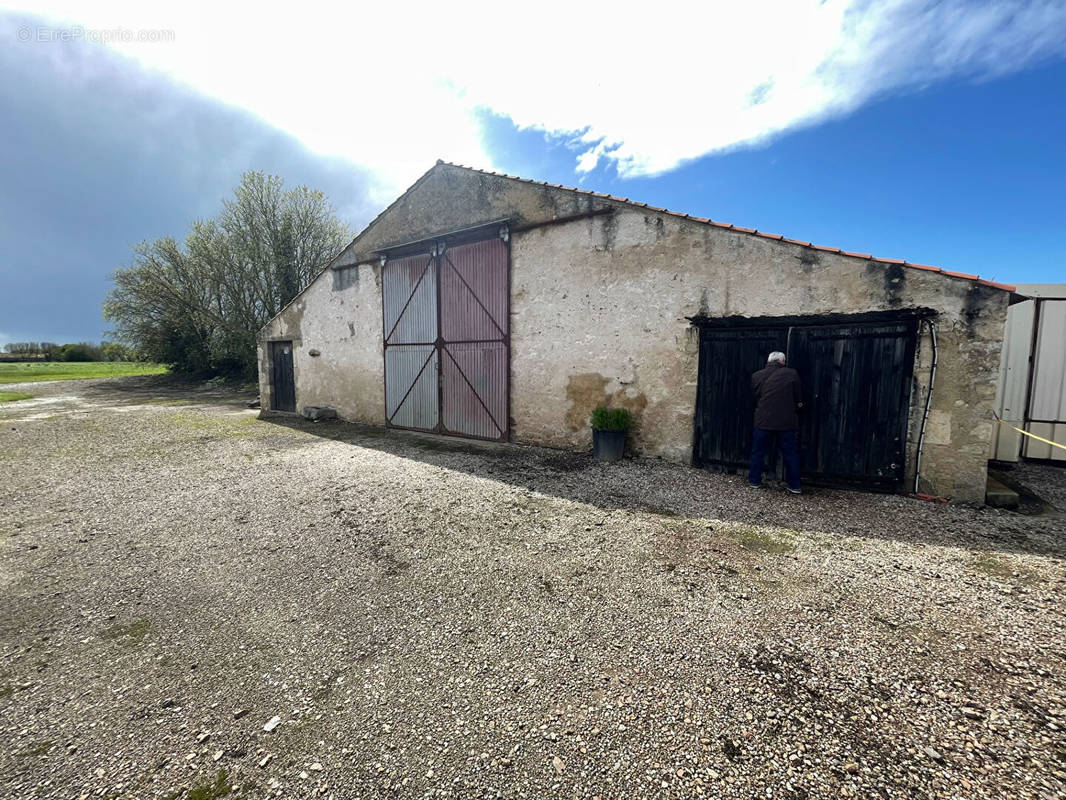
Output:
top-left (996, 418), bottom-right (1066, 452)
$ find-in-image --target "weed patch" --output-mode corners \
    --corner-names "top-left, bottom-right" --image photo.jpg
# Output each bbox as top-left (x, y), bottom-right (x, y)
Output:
top-left (146, 398), bottom-right (196, 406)
top-left (100, 617), bottom-right (151, 646)
top-left (187, 770), bottom-right (232, 800)
top-left (734, 526), bottom-right (795, 554)
top-left (972, 553), bottom-right (1040, 584)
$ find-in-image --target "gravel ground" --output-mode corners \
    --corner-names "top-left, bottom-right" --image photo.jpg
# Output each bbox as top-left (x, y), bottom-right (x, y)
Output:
top-left (1, 376), bottom-right (1064, 800)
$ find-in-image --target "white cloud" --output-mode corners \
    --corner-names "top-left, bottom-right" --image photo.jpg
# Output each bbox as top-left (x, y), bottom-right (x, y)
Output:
top-left (4, 0), bottom-right (1064, 188)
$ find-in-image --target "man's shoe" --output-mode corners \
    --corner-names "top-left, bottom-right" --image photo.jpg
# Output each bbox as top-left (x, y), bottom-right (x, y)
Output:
top-left (749, 482), bottom-right (762, 488)
top-left (787, 487), bottom-right (802, 495)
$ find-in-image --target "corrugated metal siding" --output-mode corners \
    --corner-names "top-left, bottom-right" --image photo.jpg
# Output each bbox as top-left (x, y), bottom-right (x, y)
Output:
top-left (991, 300), bottom-right (1034, 461)
top-left (1027, 299), bottom-right (1066, 461)
top-left (992, 294), bottom-right (1066, 462)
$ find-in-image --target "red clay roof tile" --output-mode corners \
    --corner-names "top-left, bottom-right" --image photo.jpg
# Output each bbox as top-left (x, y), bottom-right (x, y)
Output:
top-left (435, 161), bottom-right (1014, 293)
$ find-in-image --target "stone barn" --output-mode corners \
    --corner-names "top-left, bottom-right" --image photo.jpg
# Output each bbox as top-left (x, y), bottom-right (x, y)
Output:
top-left (258, 161), bottom-right (1017, 504)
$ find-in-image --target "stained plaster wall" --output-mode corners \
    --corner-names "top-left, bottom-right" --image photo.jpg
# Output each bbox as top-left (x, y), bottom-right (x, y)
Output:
top-left (258, 260), bottom-right (385, 425)
top-left (258, 165), bottom-right (1009, 504)
top-left (509, 209), bottom-right (1008, 504)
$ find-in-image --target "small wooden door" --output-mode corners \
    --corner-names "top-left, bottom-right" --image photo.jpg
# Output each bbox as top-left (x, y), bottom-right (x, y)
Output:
top-left (270, 341), bottom-right (296, 412)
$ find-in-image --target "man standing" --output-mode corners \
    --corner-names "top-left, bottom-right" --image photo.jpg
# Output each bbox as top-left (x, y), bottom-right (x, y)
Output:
top-left (749, 351), bottom-right (803, 494)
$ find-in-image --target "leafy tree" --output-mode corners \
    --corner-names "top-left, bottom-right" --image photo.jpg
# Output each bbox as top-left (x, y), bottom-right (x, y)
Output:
top-left (100, 341), bottom-right (136, 361)
top-left (104, 172), bottom-right (349, 377)
top-left (57, 343), bottom-right (98, 362)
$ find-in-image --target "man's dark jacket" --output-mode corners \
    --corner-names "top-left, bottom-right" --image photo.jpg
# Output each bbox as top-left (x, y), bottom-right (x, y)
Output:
top-left (751, 362), bottom-right (802, 431)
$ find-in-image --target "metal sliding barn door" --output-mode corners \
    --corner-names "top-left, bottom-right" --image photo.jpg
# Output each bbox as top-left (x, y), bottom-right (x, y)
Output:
top-left (382, 235), bottom-right (509, 441)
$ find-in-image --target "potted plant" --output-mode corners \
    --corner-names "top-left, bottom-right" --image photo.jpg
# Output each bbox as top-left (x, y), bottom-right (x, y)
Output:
top-left (591, 406), bottom-right (632, 462)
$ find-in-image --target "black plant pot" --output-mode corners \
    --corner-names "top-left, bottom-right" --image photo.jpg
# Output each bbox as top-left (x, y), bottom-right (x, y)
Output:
top-left (592, 428), bottom-right (626, 461)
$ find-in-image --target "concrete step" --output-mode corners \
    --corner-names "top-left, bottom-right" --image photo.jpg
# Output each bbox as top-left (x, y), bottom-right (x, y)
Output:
top-left (985, 476), bottom-right (1020, 509)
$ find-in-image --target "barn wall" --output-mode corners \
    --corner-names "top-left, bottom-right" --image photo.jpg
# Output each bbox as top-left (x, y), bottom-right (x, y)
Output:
top-left (258, 166), bottom-right (1009, 505)
top-left (258, 261), bottom-right (385, 425)
top-left (508, 209), bottom-right (1008, 504)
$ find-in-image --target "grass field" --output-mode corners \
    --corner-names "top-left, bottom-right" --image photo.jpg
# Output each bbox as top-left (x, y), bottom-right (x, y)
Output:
top-left (0, 391), bottom-right (33, 403)
top-left (0, 362), bottom-right (167, 385)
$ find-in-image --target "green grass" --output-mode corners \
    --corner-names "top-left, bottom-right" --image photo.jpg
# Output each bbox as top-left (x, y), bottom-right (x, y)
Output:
top-left (187, 770), bottom-right (232, 800)
top-left (145, 397), bottom-right (196, 406)
top-left (100, 617), bottom-right (151, 646)
top-left (0, 390), bottom-right (33, 402)
top-left (734, 526), bottom-right (796, 554)
top-left (0, 362), bottom-right (167, 385)
top-left (972, 552), bottom-right (1040, 584)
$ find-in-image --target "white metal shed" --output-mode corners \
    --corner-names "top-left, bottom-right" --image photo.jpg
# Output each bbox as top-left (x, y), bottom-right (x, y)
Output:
top-left (992, 283), bottom-right (1066, 462)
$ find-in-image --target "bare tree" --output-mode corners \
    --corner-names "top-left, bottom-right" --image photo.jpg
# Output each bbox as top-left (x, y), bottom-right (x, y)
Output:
top-left (104, 172), bottom-right (350, 376)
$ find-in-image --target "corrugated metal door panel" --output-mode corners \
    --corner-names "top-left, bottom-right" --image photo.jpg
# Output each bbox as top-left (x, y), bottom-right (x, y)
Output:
top-left (383, 249), bottom-right (439, 433)
top-left (441, 342), bottom-right (507, 439)
top-left (694, 328), bottom-right (788, 469)
top-left (440, 239), bottom-right (509, 341)
top-left (385, 345), bottom-right (439, 430)
top-left (383, 253), bottom-right (437, 345)
top-left (437, 237), bottom-right (509, 441)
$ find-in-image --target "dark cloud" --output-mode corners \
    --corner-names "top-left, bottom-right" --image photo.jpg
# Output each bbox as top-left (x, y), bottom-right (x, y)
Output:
top-left (0, 13), bottom-right (377, 344)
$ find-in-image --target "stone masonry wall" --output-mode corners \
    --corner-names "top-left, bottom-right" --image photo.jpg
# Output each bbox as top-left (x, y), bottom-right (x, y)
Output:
top-left (258, 166), bottom-right (1009, 504)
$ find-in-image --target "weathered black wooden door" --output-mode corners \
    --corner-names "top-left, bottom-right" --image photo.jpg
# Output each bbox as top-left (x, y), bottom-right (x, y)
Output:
top-left (694, 318), bottom-right (917, 490)
top-left (788, 321), bottom-right (916, 490)
top-left (270, 341), bottom-right (296, 412)
top-left (694, 327), bottom-right (788, 470)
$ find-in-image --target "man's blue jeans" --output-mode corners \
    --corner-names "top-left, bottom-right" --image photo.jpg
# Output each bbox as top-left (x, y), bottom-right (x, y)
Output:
top-left (748, 428), bottom-right (801, 490)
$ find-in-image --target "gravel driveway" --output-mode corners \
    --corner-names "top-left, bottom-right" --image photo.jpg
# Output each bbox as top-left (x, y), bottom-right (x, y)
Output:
top-left (1, 376), bottom-right (1064, 800)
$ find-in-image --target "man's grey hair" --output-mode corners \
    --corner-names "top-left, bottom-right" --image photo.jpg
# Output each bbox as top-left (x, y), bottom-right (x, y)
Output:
top-left (767, 351), bottom-right (787, 364)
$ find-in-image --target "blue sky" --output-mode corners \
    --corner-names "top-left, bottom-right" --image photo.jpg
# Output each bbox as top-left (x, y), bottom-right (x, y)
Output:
top-left (484, 61), bottom-right (1066, 288)
top-left (1, 2), bottom-right (1064, 344)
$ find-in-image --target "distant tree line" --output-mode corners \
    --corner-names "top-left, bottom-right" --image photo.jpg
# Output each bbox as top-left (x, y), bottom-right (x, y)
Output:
top-left (103, 171), bottom-right (350, 379)
top-left (1, 341), bottom-right (138, 362)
